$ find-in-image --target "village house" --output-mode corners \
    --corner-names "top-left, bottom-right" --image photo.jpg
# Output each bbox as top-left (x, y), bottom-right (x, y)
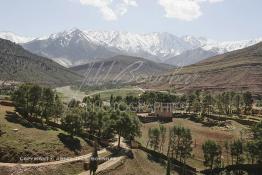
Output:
top-left (154, 102), bottom-right (174, 118)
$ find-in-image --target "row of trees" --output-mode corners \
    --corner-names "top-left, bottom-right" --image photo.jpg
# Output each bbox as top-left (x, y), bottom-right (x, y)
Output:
top-left (184, 91), bottom-right (254, 116)
top-left (63, 95), bottom-right (141, 148)
top-left (116, 90), bottom-right (255, 116)
top-left (12, 84), bottom-right (63, 124)
top-left (147, 125), bottom-right (193, 174)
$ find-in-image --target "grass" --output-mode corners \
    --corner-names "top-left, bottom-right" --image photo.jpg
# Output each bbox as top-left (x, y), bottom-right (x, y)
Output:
top-left (136, 118), bottom-right (250, 170)
top-left (86, 87), bottom-right (142, 101)
top-left (56, 86), bottom-right (143, 102)
top-left (0, 104), bottom-right (92, 163)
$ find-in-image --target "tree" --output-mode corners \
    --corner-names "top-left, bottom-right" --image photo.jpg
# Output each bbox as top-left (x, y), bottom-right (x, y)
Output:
top-left (62, 111), bottom-right (81, 137)
top-left (250, 121), bottom-right (262, 163)
top-left (89, 142), bottom-right (98, 175)
top-left (12, 84), bottom-right (63, 123)
top-left (192, 97), bottom-right (201, 114)
top-left (53, 94), bottom-right (64, 123)
top-left (216, 94), bottom-right (224, 115)
top-left (187, 94), bottom-right (195, 113)
top-left (159, 124), bottom-right (167, 153)
top-left (251, 121), bottom-right (262, 140)
top-left (40, 87), bottom-right (55, 123)
top-left (150, 127), bottom-right (161, 151)
top-left (224, 141), bottom-right (230, 165)
top-left (202, 140), bottom-right (222, 172)
top-left (166, 158), bottom-right (171, 175)
top-left (233, 94), bottom-right (241, 115)
top-left (222, 92), bottom-right (230, 115)
top-left (114, 111), bottom-right (141, 148)
top-left (243, 91), bottom-right (253, 114)
top-left (179, 128), bottom-right (193, 175)
top-left (230, 139), bottom-right (244, 165)
top-left (146, 128), bottom-right (152, 148)
top-left (202, 93), bottom-right (212, 116)
top-left (28, 84), bottom-right (42, 116)
top-left (246, 141), bottom-right (257, 164)
top-left (12, 84), bottom-right (31, 117)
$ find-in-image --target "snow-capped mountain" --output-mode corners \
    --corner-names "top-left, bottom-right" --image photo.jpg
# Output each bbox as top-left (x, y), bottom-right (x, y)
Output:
top-left (1, 28), bottom-right (262, 67)
top-left (0, 32), bottom-right (34, 43)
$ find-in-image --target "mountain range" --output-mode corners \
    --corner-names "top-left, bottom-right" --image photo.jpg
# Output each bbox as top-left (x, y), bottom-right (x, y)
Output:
top-left (1, 29), bottom-right (262, 67)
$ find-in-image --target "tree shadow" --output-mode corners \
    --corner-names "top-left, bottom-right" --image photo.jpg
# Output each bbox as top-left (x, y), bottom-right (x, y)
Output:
top-left (147, 153), bottom-right (166, 165)
top-left (57, 133), bottom-right (82, 155)
top-left (5, 111), bottom-right (48, 130)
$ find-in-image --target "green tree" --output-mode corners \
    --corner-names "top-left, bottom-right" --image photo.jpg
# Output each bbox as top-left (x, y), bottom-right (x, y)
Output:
top-left (28, 84), bottom-right (42, 117)
top-left (224, 141), bottom-right (230, 165)
top-left (250, 121), bottom-right (262, 163)
top-left (180, 128), bottom-right (193, 175)
top-left (159, 124), bottom-right (167, 153)
top-left (150, 127), bottom-right (161, 151)
top-left (62, 111), bottom-right (81, 137)
top-left (114, 111), bottom-right (141, 148)
top-left (53, 94), bottom-right (64, 123)
top-left (230, 139), bottom-right (244, 165)
top-left (243, 91), bottom-right (253, 114)
top-left (146, 128), bottom-right (152, 148)
top-left (12, 84), bottom-right (31, 117)
top-left (246, 141), bottom-right (257, 164)
top-left (233, 94), bottom-right (241, 115)
top-left (40, 87), bottom-right (55, 123)
top-left (202, 140), bottom-right (222, 172)
top-left (187, 94), bottom-right (196, 113)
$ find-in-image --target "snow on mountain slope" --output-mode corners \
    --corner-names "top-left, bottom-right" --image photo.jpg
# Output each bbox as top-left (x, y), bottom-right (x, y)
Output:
top-left (202, 38), bottom-right (262, 54)
top-left (1, 29), bottom-right (262, 67)
top-left (84, 31), bottom-right (195, 59)
top-left (0, 32), bottom-right (34, 43)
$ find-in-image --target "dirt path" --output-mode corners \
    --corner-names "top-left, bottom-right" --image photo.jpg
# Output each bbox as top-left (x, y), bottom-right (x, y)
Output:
top-left (0, 149), bottom-right (107, 168)
top-left (79, 156), bottom-right (125, 175)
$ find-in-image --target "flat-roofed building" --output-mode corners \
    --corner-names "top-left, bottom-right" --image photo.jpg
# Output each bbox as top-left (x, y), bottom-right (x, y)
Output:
top-left (154, 102), bottom-right (174, 117)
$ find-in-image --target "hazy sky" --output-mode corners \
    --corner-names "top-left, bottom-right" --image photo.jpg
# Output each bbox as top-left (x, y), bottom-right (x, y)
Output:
top-left (0, 0), bottom-right (261, 41)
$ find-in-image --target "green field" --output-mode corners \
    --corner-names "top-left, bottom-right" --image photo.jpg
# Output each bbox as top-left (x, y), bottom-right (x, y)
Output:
top-left (85, 87), bottom-right (143, 101)
top-left (56, 86), bottom-right (143, 102)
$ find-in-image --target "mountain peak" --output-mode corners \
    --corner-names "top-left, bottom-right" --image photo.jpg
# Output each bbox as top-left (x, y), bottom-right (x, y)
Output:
top-left (0, 31), bottom-right (34, 43)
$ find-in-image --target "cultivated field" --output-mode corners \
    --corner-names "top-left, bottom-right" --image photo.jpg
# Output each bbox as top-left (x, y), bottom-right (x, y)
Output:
top-left (137, 118), bottom-right (250, 169)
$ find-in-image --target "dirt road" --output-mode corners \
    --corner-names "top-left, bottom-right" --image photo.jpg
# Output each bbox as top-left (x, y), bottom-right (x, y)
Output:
top-left (0, 149), bottom-right (107, 168)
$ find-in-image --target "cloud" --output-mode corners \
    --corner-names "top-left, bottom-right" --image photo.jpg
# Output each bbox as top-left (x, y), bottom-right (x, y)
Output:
top-left (158, 0), bottom-right (224, 21)
top-left (79, 0), bottom-right (137, 21)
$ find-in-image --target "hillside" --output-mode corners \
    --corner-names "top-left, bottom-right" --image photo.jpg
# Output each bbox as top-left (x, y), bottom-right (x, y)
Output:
top-left (0, 104), bottom-right (93, 163)
top-left (142, 42), bottom-right (262, 94)
top-left (0, 39), bottom-right (82, 86)
top-left (70, 55), bottom-right (173, 85)
top-left (164, 48), bottom-right (217, 66)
